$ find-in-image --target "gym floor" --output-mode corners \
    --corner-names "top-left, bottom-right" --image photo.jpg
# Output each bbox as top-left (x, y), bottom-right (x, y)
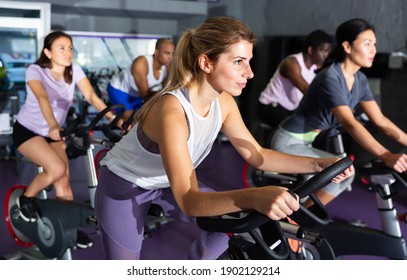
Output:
top-left (1, 139), bottom-right (407, 260)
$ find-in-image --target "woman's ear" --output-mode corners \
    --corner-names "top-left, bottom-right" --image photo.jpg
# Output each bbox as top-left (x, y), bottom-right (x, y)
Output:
top-left (198, 54), bottom-right (212, 74)
top-left (44, 48), bottom-right (51, 60)
top-left (342, 41), bottom-right (351, 54)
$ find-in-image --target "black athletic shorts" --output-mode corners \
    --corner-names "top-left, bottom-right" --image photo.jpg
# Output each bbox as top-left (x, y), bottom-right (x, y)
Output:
top-left (12, 121), bottom-right (58, 149)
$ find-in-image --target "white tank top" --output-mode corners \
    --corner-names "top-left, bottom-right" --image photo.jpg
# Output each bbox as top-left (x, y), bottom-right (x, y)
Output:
top-left (109, 55), bottom-right (166, 97)
top-left (101, 88), bottom-right (223, 190)
top-left (258, 52), bottom-right (317, 111)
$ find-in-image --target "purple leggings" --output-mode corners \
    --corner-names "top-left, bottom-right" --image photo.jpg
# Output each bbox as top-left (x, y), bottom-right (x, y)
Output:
top-left (94, 166), bottom-right (229, 260)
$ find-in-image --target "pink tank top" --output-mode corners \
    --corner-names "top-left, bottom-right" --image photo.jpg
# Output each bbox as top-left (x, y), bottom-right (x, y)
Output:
top-left (258, 52), bottom-right (317, 111)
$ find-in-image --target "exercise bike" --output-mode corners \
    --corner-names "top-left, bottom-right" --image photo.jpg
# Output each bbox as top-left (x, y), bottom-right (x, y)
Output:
top-left (299, 159), bottom-right (407, 260)
top-left (242, 155), bottom-right (407, 260)
top-left (3, 105), bottom-right (125, 259)
top-left (197, 157), bottom-right (353, 260)
top-left (243, 125), bottom-right (407, 259)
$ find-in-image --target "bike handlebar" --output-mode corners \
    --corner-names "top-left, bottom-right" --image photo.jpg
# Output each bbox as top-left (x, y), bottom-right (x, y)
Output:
top-left (61, 104), bottom-right (126, 159)
top-left (196, 157), bottom-right (353, 260)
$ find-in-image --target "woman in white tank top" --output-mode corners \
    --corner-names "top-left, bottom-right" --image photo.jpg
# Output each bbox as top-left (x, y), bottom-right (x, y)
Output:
top-left (94, 17), bottom-right (353, 260)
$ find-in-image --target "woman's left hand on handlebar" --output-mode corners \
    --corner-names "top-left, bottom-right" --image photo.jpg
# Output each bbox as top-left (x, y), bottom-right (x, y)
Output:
top-left (319, 158), bottom-right (355, 183)
top-left (383, 153), bottom-right (407, 173)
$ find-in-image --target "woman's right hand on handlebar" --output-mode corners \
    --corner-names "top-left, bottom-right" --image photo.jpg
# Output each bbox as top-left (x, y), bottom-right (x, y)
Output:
top-left (253, 186), bottom-right (300, 221)
top-left (48, 124), bottom-right (62, 141)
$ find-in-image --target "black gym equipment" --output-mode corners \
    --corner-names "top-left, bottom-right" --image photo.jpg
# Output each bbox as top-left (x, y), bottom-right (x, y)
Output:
top-left (242, 121), bottom-right (407, 260)
top-left (3, 105), bottom-right (125, 259)
top-left (197, 157), bottom-right (353, 260)
top-left (4, 104), bottom-right (172, 259)
top-left (299, 159), bottom-right (407, 260)
top-left (235, 155), bottom-right (407, 260)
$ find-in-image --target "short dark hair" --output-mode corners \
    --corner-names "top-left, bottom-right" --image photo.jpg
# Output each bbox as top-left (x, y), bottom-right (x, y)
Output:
top-left (304, 30), bottom-right (333, 51)
top-left (155, 38), bottom-right (173, 50)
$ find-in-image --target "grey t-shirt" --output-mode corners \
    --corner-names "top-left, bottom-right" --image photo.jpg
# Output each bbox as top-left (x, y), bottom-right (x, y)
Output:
top-left (281, 62), bottom-right (374, 133)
